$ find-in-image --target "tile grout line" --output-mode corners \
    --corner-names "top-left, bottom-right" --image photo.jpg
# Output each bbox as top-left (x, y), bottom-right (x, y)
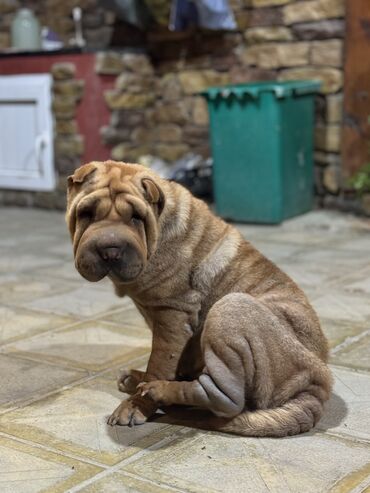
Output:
top-left (0, 351), bottom-right (150, 417)
top-left (67, 429), bottom-right (189, 493)
top-left (330, 328), bottom-right (370, 355)
top-left (0, 430), bottom-right (109, 469)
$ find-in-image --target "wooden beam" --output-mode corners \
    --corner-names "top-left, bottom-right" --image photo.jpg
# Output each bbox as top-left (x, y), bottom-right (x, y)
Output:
top-left (343, 0), bottom-right (370, 178)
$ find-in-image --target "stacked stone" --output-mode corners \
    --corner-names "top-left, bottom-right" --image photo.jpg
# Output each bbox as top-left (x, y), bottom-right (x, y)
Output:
top-left (234, 0), bottom-right (345, 196)
top-left (51, 62), bottom-right (85, 178)
top-left (41, 62), bottom-right (84, 209)
top-left (99, 51), bottom-right (232, 163)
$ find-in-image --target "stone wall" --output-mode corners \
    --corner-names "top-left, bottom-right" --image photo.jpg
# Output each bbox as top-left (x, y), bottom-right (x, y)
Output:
top-left (98, 0), bottom-right (346, 200)
top-left (0, 0), bottom-right (347, 209)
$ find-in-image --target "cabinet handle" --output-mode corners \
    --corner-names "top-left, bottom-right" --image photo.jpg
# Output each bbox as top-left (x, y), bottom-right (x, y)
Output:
top-left (35, 133), bottom-right (48, 171)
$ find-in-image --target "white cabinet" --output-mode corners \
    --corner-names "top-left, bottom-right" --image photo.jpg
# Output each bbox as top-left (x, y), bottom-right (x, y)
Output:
top-left (0, 74), bottom-right (55, 191)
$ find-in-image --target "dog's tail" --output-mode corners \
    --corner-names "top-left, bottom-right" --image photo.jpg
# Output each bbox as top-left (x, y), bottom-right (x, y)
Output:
top-left (159, 391), bottom-right (327, 437)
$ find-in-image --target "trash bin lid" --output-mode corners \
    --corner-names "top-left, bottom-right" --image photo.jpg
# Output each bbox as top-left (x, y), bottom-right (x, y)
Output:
top-left (201, 80), bottom-right (321, 100)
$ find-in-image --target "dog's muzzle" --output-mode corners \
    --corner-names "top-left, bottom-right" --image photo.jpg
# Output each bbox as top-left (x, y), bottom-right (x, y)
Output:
top-left (75, 226), bottom-right (145, 283)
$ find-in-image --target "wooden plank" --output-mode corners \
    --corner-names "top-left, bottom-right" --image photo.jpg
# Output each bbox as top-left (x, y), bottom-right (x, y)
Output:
top-left (343, 0), bottom-right (370, 178)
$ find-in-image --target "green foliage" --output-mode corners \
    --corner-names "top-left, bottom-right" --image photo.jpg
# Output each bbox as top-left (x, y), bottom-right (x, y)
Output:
top-left (349, 163), bottom-right (370, 196)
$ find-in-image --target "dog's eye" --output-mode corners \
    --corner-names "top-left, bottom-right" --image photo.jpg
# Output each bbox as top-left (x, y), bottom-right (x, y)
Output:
top-left (131, 213), bottom-right (142, 226)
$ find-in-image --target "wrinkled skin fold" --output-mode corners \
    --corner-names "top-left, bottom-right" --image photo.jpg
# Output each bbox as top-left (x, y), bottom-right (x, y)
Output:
top-left (66, 160), bottom-right (332, 437)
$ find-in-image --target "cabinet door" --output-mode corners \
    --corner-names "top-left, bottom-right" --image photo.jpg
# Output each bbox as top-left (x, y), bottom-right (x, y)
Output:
top-left (0, 74), bottom-right (55, 191)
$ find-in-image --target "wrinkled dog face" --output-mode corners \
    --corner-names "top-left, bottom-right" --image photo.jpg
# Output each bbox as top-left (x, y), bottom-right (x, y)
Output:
top-left (66, 161), bottom-right (164, 284)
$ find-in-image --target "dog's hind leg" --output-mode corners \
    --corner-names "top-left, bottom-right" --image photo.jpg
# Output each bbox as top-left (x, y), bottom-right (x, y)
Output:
top-left (138, 293), bottom-right (332, 435)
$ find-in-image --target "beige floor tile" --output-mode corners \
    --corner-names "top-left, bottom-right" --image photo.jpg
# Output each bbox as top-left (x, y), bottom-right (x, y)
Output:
top-left (23, 284), bottom-right (129, 318)
top-left (0, 434), bottom-right (102, 493)
top-left (36, 261), bottom-right (87, 283)
top-left (331, 333), bottom-right (370, 371)
top-left (79, 472), bottom-right (182, 493)
top-left (100, 307), bottom-right (148, 330)
top-left (122, 428), bottom-right (370, 493)
top-left (311, 291), bottom-right (370, 324)
top-left (0, 354), bottom-right (86, 411)
top-left (321, 318), bottom-right (369, 350)
top-left (0, 306), bottom-right (74, 345)
top-left (0, 377), bottom-right (181, 465)
top-left (5, 320), bottom-right (151, 371)
top-left (318, 366), bottom-right (370, 441)
top-left (0, 254), bottom-right (60, 275)
top-left (0, 275), bottom-right (76, 305)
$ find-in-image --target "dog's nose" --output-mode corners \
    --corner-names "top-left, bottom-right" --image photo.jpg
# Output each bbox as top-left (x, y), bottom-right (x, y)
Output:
top-left (98, 246), bottom-right (122, 262)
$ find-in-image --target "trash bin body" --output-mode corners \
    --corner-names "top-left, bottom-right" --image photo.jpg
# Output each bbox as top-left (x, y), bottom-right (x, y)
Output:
top-left (202, 81), bottom-right (320, 224)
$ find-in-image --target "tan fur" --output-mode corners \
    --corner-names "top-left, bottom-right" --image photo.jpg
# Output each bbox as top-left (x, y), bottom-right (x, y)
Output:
top-left (66, 160), bottom-right (332, 437)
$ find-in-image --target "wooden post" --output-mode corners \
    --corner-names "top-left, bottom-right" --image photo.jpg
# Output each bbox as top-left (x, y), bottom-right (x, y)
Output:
top-left (343, 0), bottom-right (370, 179)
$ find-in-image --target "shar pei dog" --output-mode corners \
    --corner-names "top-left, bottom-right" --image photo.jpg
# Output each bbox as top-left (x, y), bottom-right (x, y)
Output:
top-left (66, 160), bottom-right (332, 437)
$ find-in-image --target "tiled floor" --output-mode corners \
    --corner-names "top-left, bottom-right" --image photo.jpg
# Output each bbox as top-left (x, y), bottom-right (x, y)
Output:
top-left (0, 206), bottom-right (369, 492)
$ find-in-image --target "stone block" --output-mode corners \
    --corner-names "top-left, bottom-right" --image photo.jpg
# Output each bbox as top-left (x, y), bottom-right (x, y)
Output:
top-left (178, 70), bottom-right (230, 95)
top-left (51, 62), bottom-right (76, 80)
top-left (244, 26), bottom-right (293, 44)
top-left (279, 67), bottom-right (343, 93)
top-left (235, 10), bottom-right (251, 30)
top-left (84, 26), bottom-right (113, 49)
top-left (246, 7), bottom-right (283, 27)
top-left (55, 135), bottom-right (84, 157)
top-left (82, 10), bottom-right (105, 29)
top-left (152, 101), bottom-right (190, 124)
top-left (188, 96), bottom-right (209, 126)
top-left (240, 42), bottom-right (310, 69)
top-left (52, 96), bottom-right (76, 119)
top-left (314, 151), bottom-right (341, 167)
top-left (292, 19), bottom-right (345, 40)
top-left (153, 123), bottom-right (183, 143)
top-left (229, 66), bottom-right (277, 83)
top-left (110, 109), bottom-right (144, 128)
top-left (114, 72), bottom-right (154, 93)
top-left (55, 155), bottom-right (81, 175)
top-left (104, 90), bottom-right (155, 110)
top-left (157, 73), bottom-right (183, 101)
top-left (154, 143), bottom-right (190, 162)
top-left (326, 93), bottom-right (343, 123)
top-left (361, 194), bottom-right (370, 215)
top-left (53, 79), bottom-right (84, 100)
top-left (315, 124), bottom-right (341, 152)
top-left (130, 126), bottom-right (153, 144)
top-left (0, 31), bottom-right (9, 49)
top-left (46, 16), bottom-right (74, 36)
top-left (111, 143), bottom-right (151, 162)
top-left (95, 51), bottom-right (123, 75)
top-left (183, 125), bottom-right (209, 146)
top-left (55, 119), bottom-right (78, 135)
top-left (322, 163), bottom-right (340, 193)
top-left (310, 39), bottom-right (343, 67)
top-left (0, 0), bottom-right (19, 14)
top-left (284, 0), bottom-right (345, 25)
top-left (100, 125), bottom-right (131, 146)
top-left (121, 53), bottom-right (154, 75)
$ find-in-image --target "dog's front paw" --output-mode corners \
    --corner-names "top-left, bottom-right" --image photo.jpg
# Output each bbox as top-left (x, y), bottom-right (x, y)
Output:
top-left (107, 396), bottom-right (156, 427)
top-left (117, 369), bottom-right (146, 395)
top-left (137, 380), bottom-right (171, 405)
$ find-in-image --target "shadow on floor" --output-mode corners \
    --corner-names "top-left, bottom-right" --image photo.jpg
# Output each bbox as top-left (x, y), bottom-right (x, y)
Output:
top-left (105, 391), bottom-right (348, 447)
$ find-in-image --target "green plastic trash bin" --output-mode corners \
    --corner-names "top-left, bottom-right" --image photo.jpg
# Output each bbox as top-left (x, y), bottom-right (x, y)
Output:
top-left (201, 80), bottom-right (321, 224)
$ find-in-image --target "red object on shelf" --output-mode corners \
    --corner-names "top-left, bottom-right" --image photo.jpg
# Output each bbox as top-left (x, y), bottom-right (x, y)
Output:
top-left (0, 52), bottom-right (114, 163)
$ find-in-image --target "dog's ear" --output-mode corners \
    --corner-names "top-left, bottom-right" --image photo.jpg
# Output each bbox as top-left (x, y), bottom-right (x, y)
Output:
top-left (67, 162), bottom-right (97, 192)
top-left (141, 177), bottom-right (165, 216)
